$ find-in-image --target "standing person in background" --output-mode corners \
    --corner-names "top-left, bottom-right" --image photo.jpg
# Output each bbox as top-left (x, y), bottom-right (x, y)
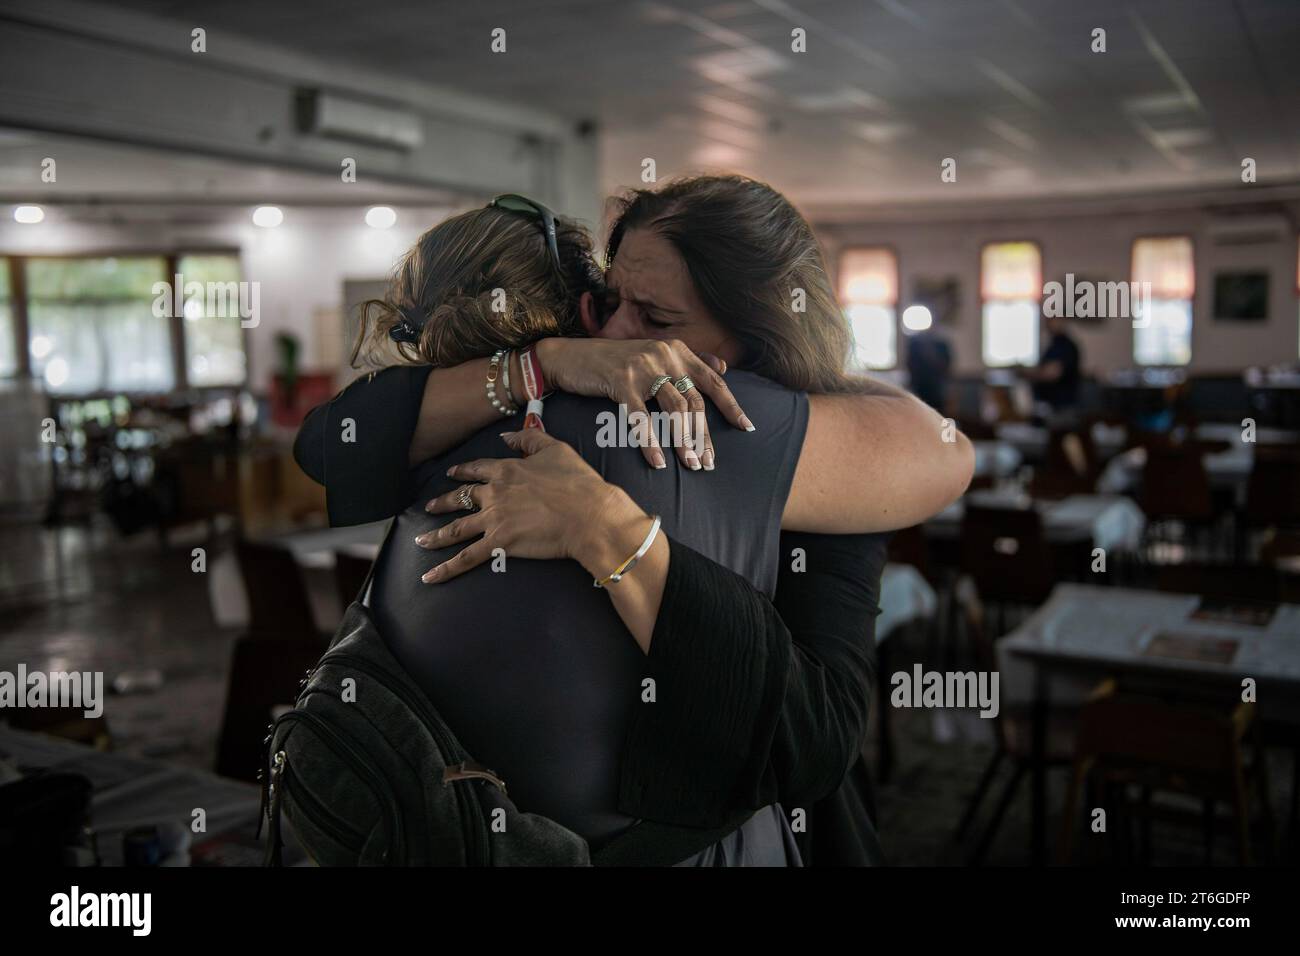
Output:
top-left (1018, 314), bottom-right (1082, 423)
top-left (905, 322), bottom-right (952, 414)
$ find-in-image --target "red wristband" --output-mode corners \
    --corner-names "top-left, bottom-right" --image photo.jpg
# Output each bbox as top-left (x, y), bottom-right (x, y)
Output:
top-left (520, 345), bottom-right (547, 431)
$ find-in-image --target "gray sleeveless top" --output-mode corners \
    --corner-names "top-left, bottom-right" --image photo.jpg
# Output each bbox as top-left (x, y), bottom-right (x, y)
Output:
top-left (371, 370), bottom-right (808, 859)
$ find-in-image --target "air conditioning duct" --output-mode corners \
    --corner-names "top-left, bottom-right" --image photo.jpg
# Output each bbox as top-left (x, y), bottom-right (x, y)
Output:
top-left (295, 89), bottom-right (424, 150)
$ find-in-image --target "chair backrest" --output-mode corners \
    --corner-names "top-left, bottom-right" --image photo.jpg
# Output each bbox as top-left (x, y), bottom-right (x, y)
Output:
top-left (214, 633), bottom-right (327, 781)
top-left (959, 503), bottom-right (1055, 606)
top-left (955, 582), bottom-right (1008, 750)
top-left (334, 550), bottom-right (375, 609)
top-left (234, 539), bottom-right (319, 638)
top-left (1154, 561), bottom-right (1282, 603)
top-left (1045, 428), bottom-right (1098, 480)
top-left (1139, 445), bottom-right (1213, 521)
top-left (1074, 692), bottom-right (1249, 776)
top-left (1245, 445), bottom-right (1300, 528)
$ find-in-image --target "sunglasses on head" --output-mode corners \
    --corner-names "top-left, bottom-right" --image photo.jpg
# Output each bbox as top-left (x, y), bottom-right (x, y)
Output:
top-left (488, 193), bottom-right (562, 273)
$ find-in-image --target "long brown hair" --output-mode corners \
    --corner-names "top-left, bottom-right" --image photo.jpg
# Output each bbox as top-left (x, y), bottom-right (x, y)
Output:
top-left (606, 174), bottom-right (863, 394)
top-left (352, 205), bottom-right (603, 369)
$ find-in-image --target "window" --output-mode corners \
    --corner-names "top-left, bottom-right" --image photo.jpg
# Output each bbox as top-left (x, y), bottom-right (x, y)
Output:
top-left (0, 260), bottom-right (14, 377)
top-left (1132, 236), bottom-right (1194, 366)
top-left (26, 257), bottom-right (173, 393)
top-left (839, 247), bottom-right (898, 369)
top-left (178, 253), bottom-right (247, 386)
top-left (981, 242), bottom-right (1041, 366)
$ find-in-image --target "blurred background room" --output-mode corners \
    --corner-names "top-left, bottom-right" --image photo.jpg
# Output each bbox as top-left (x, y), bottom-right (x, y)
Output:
top-left (1, 0), bottom-right (1298, 867)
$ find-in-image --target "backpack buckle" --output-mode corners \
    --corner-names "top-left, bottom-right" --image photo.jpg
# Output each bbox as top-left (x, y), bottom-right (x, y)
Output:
top-left (442, 761), bottom-right (507, 794)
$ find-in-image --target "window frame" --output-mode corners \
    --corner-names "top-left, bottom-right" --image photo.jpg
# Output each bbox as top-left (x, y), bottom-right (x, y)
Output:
top-left (0, 248), bottom-right (247, 395)
top-left (1129, 233), bottom-right (1196, 367)
top-left (979, 238), bottom-right (1043, 368)
top-left (837, 243), bottom-right (901, 371)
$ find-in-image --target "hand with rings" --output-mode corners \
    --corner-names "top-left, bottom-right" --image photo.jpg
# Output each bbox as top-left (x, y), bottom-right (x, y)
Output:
top-left (533, 337), bottom-right (755, 472)
top-left (414, 429), bottom-right (648, 584)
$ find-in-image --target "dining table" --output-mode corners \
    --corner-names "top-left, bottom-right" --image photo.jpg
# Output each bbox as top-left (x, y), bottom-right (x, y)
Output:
top-left (999, 583), bottom-right (1300, 865)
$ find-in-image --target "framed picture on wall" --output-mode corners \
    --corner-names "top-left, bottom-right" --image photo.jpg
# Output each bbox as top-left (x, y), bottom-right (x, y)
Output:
top-left (911, 276), bottom-right (961, 325)
top-left (1213, 271), bottom-right (1269, 321)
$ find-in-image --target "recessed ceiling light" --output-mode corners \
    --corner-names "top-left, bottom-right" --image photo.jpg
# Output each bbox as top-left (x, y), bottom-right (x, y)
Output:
top-left (365, 206), bottom-right (397, 229)
top-left (252, 206), bottom-right (283, 228)
top-left (14, 205), bottom-right (44, 224)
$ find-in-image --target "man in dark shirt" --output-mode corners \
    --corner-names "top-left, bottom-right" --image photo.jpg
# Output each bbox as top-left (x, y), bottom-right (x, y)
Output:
top-left (905, 328), bottom-right (952, 413)
top-left (1020, 315), bottom-right (1081, 413)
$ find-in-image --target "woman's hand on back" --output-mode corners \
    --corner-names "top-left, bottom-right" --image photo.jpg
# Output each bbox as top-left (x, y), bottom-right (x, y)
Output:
top-left (533, 337), bottom-right (754, 472)
top-left (416, 429), bottom-right (651, 585)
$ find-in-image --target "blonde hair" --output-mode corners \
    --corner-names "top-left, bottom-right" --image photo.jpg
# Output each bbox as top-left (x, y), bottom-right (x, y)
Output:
top-left (352, 206), bottom-right (603, 369)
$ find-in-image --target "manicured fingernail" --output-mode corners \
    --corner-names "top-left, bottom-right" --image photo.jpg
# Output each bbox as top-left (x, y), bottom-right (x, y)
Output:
top-left (718, 360), bottom-right (727, 374)
top-left (415, 533), bottom-right (433, 547)
top-left (422, 567), bottom-right (442, 583)
top-left (424, 500), bottom-right (437, 513)
top-left (651, 449), bottom-right (666, 469)
top-left (446, 467), bottom-right (457, 477)
top-left (499, 431), bottom-right (515, 439)
top-left (739, 415), bottom-right (756, 432)
top-left (701, 449), bottom-right (715, 471)
top-left (685, 451), bottom-right (702, 470)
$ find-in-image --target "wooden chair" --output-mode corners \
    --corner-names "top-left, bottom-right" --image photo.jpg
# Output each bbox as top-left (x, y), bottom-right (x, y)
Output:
top-left (235, 539), bottom-right (319, 639)
top-left (950, 586), bottom-right (1096, 864)
top-left (1245, 445), bottom-right (1300, 531)
top-left (1139, 445), bottom-right (1214, 523)
top-left (214, 633), bottom-right (325, 782)
top-left (1154, 562), bottom-right (1283, 603)
top-left (334, 550), bottom-right (375, 608)
top-left (1058, 690), bottom-right (1273, 865)
top-left (959, 504), bottom-right (1056, 632)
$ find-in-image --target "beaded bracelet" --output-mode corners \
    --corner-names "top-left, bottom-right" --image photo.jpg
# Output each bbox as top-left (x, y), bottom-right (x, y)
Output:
top-left (486, 350), bottom-right (520, 416)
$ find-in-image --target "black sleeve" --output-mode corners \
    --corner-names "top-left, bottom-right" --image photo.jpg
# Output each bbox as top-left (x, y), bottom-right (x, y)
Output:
top-left (292, 365), bottom-right (433, 526)
top-left (617, 530), bottom-right (886, 829)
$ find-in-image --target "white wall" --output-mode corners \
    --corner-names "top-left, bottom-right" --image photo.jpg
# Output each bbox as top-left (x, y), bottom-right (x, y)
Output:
top-left (819, 200), bottom-right (1300, 375)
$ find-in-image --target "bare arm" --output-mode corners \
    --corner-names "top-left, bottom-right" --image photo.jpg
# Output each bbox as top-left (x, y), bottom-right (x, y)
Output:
top-left (783, 378), bottom-right (974, 534)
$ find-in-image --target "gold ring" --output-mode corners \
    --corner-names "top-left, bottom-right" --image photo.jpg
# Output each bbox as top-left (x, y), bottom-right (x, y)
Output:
top-left (456, 484), bottom-right (478, 511)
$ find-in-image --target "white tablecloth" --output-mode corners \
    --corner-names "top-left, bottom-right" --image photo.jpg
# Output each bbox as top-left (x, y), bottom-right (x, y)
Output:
top-left (971, 441), bottom-right (1022, 479)
top-left (927, 493), bottom-right (1146, 551)
top-left (877, 563), bottom-right (937, 642)
top-left (998, 583), bottom-right (1300, 718)
top-left (207, 521), bottom-right (389, 629)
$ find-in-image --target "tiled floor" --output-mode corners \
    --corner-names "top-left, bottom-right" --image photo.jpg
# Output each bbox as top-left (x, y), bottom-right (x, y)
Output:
top-left (1, 517), bottom-right (1293, 865)
top-left (0, 519), bottom-right (237, 769)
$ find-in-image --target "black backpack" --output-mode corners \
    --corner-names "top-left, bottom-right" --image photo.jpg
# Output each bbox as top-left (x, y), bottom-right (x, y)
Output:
top-left (259, 526), bottom-right (744, 866)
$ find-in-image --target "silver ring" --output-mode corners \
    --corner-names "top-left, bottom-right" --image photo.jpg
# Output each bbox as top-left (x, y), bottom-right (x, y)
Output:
top-left (648, 374), bottom-right (673, 398)
top-left (456, 484), bottom-right (478, 512)
top-left (674, 376), bottom-right (696, 394)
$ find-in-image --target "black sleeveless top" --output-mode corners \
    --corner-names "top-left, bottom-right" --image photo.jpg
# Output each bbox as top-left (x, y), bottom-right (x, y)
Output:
top-left (371, 371), bottom-right (808, 847)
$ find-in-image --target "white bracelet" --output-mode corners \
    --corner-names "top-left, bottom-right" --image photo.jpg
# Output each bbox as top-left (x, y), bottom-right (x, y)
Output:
top-left (593, 514), bottom-right (662, 588)
top-left (486, 350), bottom-right (519, 416)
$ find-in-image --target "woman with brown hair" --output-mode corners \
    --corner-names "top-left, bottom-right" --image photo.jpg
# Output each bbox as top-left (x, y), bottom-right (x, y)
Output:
top-left (297, 177), bottom-right (973, 864)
